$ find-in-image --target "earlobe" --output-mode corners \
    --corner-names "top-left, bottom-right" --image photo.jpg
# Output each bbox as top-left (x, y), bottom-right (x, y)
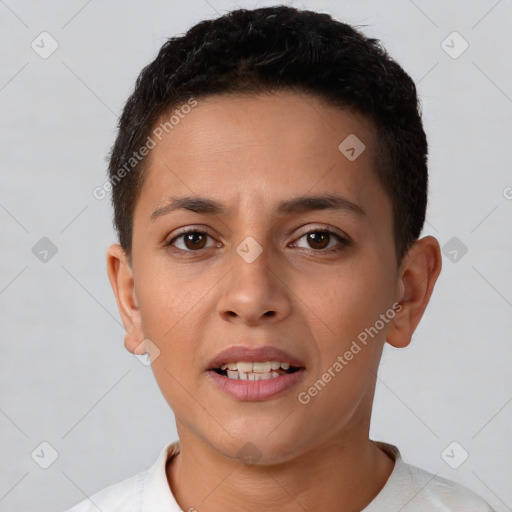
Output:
top-left (386, 236), bottom-right (442, 349)
top-left (106, 244), bottom-right (144, 354)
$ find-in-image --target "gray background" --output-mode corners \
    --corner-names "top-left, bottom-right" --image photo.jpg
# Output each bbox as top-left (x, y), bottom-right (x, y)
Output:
top-left (1, 0), bottom-right (511, 511)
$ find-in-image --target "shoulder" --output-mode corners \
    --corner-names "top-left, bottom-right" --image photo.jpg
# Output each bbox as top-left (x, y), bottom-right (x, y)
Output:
top-left (63, 469), bottom-right (146, 512)
top-left (404, 462), bottom-right (495, 510)
top-left (62, 441), bottom-right (180, 512)
top-left (369, 442), bottom-right (495, 511)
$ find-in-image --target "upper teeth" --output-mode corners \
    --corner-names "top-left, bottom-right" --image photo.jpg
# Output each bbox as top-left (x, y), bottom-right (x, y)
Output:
top-left (219, 361), bottom-right (291, 372)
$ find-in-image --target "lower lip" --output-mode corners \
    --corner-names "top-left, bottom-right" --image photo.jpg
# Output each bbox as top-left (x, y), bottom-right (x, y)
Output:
top-left (207, 369), bottom-right (305, 401)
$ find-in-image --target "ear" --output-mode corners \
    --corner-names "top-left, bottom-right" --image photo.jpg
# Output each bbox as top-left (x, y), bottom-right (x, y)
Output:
top-left (106, 244), bottom-right (145, 355)
top-left (386, 236), bottom-right (442, 348)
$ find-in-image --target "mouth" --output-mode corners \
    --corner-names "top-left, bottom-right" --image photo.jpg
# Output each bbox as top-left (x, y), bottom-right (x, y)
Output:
top-left (206, 345), bottom-right (306, 401)
top-left (212, 361), bottom-right (302, 380)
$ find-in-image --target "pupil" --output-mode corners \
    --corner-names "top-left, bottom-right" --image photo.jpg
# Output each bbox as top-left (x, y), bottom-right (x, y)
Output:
top-left (185, 232), bottom-right (206, 250)
top-left (308, 232), bottom-right (329, 249)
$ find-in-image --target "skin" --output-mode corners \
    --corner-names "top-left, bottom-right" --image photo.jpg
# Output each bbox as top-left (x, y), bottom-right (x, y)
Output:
top-left (107, 91), bottom-right (442, 512)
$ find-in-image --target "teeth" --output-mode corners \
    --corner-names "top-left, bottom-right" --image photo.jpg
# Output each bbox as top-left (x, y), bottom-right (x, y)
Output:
top-left (225, 370), bottom-right (278, 381)
top-left (220, 363), bottom-right (237, 370)
top-left (237, 362), bottom-right (254, 373)
top-left (218, 361), bottom-right (294, 372)
top-left (253, 361), bottom-right (271, 372)
top-left (216, 361), bottom-right (298, 381)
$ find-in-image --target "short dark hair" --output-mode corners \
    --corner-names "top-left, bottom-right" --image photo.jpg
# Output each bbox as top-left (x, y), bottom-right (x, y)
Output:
top-left (108, 5), bottom-right (427, 262)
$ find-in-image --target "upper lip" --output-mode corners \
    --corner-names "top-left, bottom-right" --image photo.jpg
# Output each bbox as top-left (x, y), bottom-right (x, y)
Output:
top-left (207, 345), bottom-right (306, 370)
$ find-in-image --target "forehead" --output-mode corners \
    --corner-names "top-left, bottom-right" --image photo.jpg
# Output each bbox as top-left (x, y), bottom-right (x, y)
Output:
top-left (135, 91), bottom-right (390, 225)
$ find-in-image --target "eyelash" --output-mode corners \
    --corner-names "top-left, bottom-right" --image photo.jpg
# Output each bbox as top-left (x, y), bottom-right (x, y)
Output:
top-left (166, 227), bottom-right (350, 256)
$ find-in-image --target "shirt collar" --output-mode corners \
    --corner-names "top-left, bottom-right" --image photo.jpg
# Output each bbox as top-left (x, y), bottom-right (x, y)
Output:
top-left (363, 441), bottom-right (412, 511)
top-left (141, 441), bottom-right (182, 512)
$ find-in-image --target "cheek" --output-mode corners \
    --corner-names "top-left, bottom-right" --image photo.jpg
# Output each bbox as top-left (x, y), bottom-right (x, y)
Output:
top-left (315, 265), bottom-right (388, 323)
top-left (135, 254), bottom-right (206, 333)
top-left (296, 270), bottom-right (390, 422)
top-left (134, 268), bottom-right (208, 385)
top-left (302, 260), bottom-right (395, 366)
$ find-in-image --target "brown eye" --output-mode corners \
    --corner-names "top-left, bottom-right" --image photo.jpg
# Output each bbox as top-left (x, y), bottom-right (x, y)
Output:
top-left (293, 229), bottom-right (349, 252)
top-left (307, 232), bottom-right (330, 249)
top-left (169, 230), bottom-right (215, 251)
top-left (183, 232), bottom-right (207, 250)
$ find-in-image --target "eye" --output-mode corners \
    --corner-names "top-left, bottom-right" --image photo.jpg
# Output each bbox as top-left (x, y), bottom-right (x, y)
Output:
top-left (167, 229), bottom-right (217, 251)
top-left (292, 229), bottom-right (349, 252)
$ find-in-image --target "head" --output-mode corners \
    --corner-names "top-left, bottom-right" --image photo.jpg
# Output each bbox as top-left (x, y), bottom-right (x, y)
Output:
top-left (106, 6), bottom-right (441, 464)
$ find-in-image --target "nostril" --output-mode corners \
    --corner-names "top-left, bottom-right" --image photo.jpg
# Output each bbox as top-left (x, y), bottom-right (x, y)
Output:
top-left (263, 311), bottom-right (276, 317)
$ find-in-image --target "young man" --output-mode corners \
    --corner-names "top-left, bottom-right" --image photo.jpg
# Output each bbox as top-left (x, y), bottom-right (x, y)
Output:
top-left (66, 5), bottom-right (494, 511)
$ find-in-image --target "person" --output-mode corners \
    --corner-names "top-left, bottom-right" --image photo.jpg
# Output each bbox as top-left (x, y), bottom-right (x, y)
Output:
top-left (66, 5), bottom-right (494, 511)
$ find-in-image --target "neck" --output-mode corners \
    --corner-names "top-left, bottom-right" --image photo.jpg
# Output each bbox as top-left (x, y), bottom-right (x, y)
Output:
top-left (166, 431), bottom-right (394, 512)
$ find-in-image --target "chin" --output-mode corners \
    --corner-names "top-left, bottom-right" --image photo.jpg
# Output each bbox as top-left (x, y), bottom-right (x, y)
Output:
top-left (210, 417), bottom-right (312, 466)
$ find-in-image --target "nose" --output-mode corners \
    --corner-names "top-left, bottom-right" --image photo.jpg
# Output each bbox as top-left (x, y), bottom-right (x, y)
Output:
top-left (216, 245), bottom-right (292, 326)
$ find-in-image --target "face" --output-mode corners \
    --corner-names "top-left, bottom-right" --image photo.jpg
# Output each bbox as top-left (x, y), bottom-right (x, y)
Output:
top-left (114, 91), bottom-right (407, 464)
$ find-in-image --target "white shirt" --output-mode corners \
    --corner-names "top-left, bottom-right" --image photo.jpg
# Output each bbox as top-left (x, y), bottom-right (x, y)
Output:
top-left (64, 440), bottom-right (494, 512)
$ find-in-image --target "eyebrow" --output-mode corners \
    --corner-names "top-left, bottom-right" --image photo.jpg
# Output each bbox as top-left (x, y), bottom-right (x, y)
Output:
top-left (150, 194), bottom-right (365, 220)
